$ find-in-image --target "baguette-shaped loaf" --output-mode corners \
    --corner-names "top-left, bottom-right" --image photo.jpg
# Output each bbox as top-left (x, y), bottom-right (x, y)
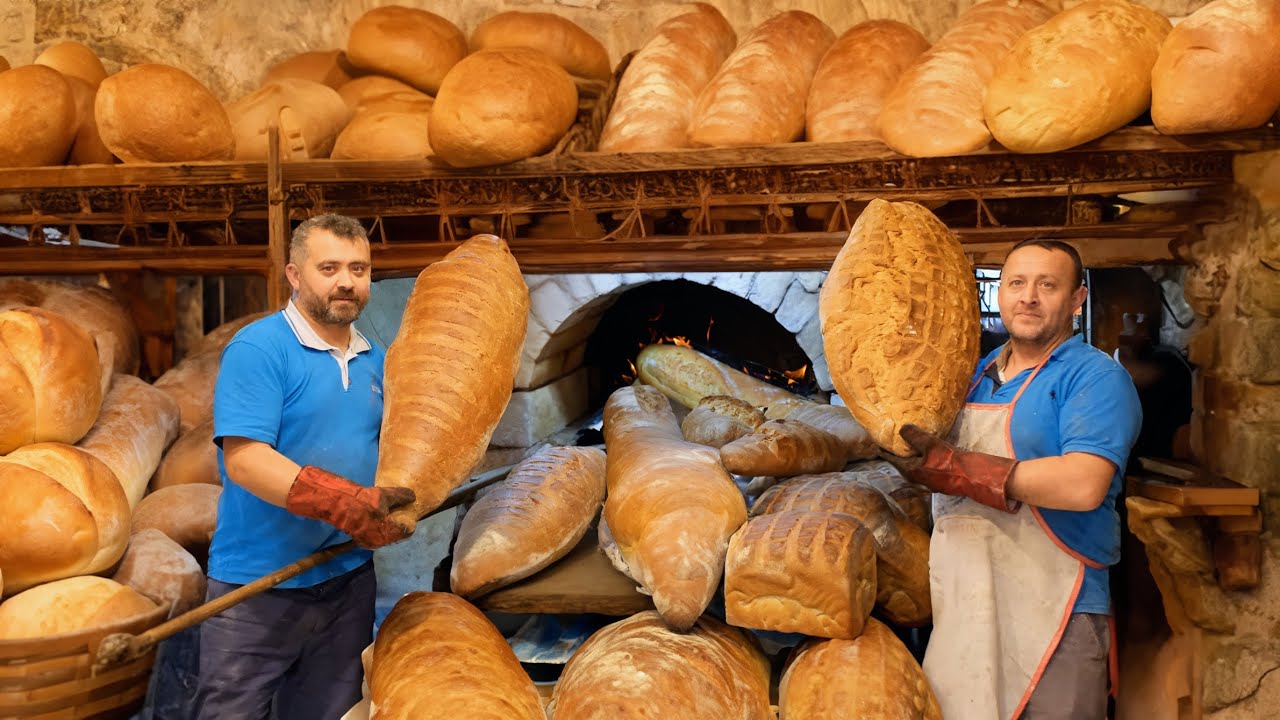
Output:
top-left (780, 618), bottom-right (942, 720)
top-left (985, 0), bottom-right (1171, 153)
top-left (806, 20), bottom-right (930, 143)
top-left (753, 473), bottom-right (931, 626)
top-left (150, 420), bottom-right (219, 490)
top-left (451, 446), bottom-right (606, 597)
top-left (878, 0), bottom-right (1054, 157)
top-left (772, 402), bottom-right (878, 461)
top-left (598, 3), bottom-right (736, 152)
top-left (548, 610), bottom-right (772, 720)
top-left (724, 510), bottom-right (876, 639)
top-left (1152, 0), bottom-right (1280, 135)
top-left (76, 374), bottom-right (181, 507)
top-left (688, 11), bottom-right (835, 147)
top-left (0, 278), bottom-right (139, 376)
top-left (819, 200), bottom-right (980, 456)
top-left (680, 395), bottom-right (764, 448)
top-left (470, 11), bottom-right (611, 80)
top-left (376, 235), bottom-right (529, 524)
top-left (370, 592), bottom-right (544, 720)
top-left (720, 419), bottom-right (848, 477)
top-left (603, 385), bottom-right (746, 630)
top-left (636, 343), bottom-right (801, 409)
top-left (0, 576), bottom-right (156, 640)
top-left (112, 529), bottom-right (206, 616)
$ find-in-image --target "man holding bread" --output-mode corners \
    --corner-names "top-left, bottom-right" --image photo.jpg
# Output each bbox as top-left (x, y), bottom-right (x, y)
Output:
top-left (899, 239), bottom-right (1141, 720)
top-left (195, 214), bottom-right (414, 719)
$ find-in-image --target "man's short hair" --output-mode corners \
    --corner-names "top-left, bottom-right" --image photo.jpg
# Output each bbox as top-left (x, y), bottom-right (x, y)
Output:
top-left (289, 214), bottom-right (369, 264)
top-left (1007, 238), bottom-right (1085, 288)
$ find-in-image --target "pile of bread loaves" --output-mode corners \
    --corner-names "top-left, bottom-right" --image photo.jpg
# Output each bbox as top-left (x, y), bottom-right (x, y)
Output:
top-left (0, 279), bottom-right (253, 641)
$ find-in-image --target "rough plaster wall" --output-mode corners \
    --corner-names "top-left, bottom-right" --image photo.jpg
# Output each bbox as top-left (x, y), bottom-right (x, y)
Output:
top-left (1, 0), bottom-right (1212, 102)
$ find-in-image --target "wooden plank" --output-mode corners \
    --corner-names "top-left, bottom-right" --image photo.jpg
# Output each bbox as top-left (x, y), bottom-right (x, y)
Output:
top-left (1128, 475), bottom-right (1260, 508)
top-left (0, 246), bottom-right (270, 275)
top-left (1216, 510), bottom-right (1263, 534)
top-left (266, 126), bottom-right (291, 308)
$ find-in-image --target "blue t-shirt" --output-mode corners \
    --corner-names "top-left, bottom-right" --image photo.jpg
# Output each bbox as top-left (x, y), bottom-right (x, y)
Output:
top-left (209, 310), bottom-right (385, 588)
top-left (967, 334), bottom-right (1141, 614)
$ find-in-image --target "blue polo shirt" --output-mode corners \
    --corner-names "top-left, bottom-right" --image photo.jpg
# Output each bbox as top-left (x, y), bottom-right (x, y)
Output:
top-left (208, 302), bottom-right (385, 588)
top-left (967, 335), bottom-right (1141, 614)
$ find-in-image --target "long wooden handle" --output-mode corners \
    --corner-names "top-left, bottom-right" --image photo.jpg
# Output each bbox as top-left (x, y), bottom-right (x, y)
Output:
top-left (93, 464), bottom-right (515, 674)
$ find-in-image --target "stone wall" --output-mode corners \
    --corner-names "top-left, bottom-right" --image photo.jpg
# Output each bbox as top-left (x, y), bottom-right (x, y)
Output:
top-left (1, 0), bottom-right (1211, 102)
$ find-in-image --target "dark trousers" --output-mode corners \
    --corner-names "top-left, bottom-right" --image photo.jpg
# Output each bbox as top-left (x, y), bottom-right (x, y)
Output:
top-left (1022, 613), bottom-right (1111, 719)
top-left (194, 562), bottom-right (375, 720)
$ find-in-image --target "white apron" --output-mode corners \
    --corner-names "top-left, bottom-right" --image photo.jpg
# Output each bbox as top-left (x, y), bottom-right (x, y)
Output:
top-left (922, 354), bottom-right (1109, 720)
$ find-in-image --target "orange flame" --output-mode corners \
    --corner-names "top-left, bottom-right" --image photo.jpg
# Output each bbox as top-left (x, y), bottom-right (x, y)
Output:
top-left (783, 365), bottom-right (808, 382)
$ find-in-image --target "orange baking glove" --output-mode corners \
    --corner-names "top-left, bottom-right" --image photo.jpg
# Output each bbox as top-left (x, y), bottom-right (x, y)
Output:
top-left (899, 425), bottom-right (1019, 513)
top-left (285, 466), bottom-right (417, 549)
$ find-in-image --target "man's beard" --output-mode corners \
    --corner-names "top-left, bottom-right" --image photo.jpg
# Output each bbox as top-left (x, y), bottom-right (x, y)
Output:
top-left (300, 288), bottom-right (366, 325)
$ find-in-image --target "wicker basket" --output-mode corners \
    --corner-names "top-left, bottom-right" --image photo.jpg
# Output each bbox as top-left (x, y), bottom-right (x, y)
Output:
top-left (0, 604), bottom-right (170, 720)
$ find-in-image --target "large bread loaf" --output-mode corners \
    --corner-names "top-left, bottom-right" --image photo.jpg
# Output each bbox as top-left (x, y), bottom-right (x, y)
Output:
top-left (227, 79), bottom-right (352, 160)
top-left (346, 6), bottom-right (466, 95)
top-left (598, 3), bottom-right (736, 153)
top-left (780, 618), bottom-right (942, 720)
top-left (853, 459), bottom-right (933, 531)
top-left (331, 92), bottom-right (434, 160)
top-left (264, 49), bottom-right (357, 90)
top-left (1152, 0), bottom-right (1280, 135)
top-left (0, 576), bottom-right (156, 640)
top-left (603, 384), bottom-right (746, 630)
top-left (154, 311), bottom-right (267, 433)
top-left (0, 307), bottom-right (104, 454)
top-left (76, 374), bottom-right (181, 507)
top-left (0, 64), bottom-right (77, 168)
top-left (878, 0), bottom-right (1054, 157)
top-left (376, 235), bottom-right (528, 524)
top-left (34, 41), bottom-right (107, 87)
top-left (470, 11), bottom-right (611, 80)
top-left (451, 446), bottom-right (606, 597)
top-left (150, 420), bottom-right (219, 491)
top-left (680, 395), bottom-right (763, 448)
top-left (753, 473), bottom-right (931, 626)
top-left (0, 444), bottom-right (129, 595)
top-left (819, 199), bottom-right (980, 456)
top-left (0, 278), bottom-right (139, 375)
top-left (370, 592), bottom-right (544, 720)
top-left (112, 529), bottom-right (206, 616)
top-left (720, 418), bottom-right (848, 477)
top-left (336, 75), bottom-right (423, 111)
top-left (548, 610), bottom-right (772, 720)
top-left (724, 510), bottom-right (876, 639)
top-left (131, 483), bottom-right (221, 564)
top-left (636, 344), bottom-right (800, 409)
top-left (985, 0), bottom-right (1171, 153)
top-left (774, 402), bottom-right (877, 461)
top-left (688, 11), bottom-right (835, 147)
top-left (806, 20), bottom-right (930, 143)
top-left (96, 64), bottom-right (235, 163)
top-left (429, 48), bottom-right (578, 168)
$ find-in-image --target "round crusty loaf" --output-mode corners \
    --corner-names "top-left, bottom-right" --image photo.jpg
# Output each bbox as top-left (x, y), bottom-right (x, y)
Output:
top-left (0, 64), bottom-right (78, 168)
top-left (984, 0), bottom-right (1171, 153)
top-left (0, 443), bottom-right (130, 596)
top-left (0, 576), bottom-right (156, 640)
top-left (131, 483), bottom-right (221, 563)
top-left (95, 64), bottom-right (235, 163)
top-left (63, 76), bottom-right (116, 164)
top-left (470, 11), bottom-right (611, 81)
top-left (346, 6), bottom-right (467, 95)
top-left (336, 75), bottom-right (425, 112)
top-left (0, 307), bottom-right (105, 454)
top-left (35, 40), bottom-right (108, 87)
top-left (264, 49), bottom-right (358, 89)
top-left (150, 420), bottom-right (220, 491)
top-left (227, 78), bottom-right (352, 160)
top-left (0, 277), bottom-right (139, 375)
top-left (332, 108), bottom-right (433, 160)
top-left (429, 48), bottom-right (578, 168)
top-left (1152, 0), bottom-right (1280, 135)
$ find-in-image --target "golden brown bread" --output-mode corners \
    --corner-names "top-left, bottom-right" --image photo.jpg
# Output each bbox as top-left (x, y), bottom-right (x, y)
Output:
top-left (264, 49), bottom-right (358, 89)
top-left (0, 277), bottom-right (139, 376)
top-left (548, 610), bottom-right (772, 720)
top-left (0, 576), bottom-right (156, 640)
top-left (774, 402), bottom-right (878, 461)
top-left (130, 483), bottom-right (221, 564)
top-left (64, 76), bottom-right (115, 164)
top-left (336, 75), bottom-right (424, 111)
top-left (153, 350), bottom-right (221, 433)
top-left (0, 56), bottom-right (9, 72)
top-left (76, 374), bottom-right (181, 507)
top-left (853, 460), bottom-right (933, 532)
top-left (720, 418), bottom-right (848, 477)
top-left (0, 443), bottom-right (130, 596)
top-left (96, 64), bottom-right (235, 163)
top-left (603, 384), bottom-right (746, 631)
top-left (598, 3), bottom-right (736, 153)
top-left (1152, 0), bottom-right (1280, 135)
top-left (470, 10), bottom-right (611, 81)
top-left (346, 6), bottom-right (466, 95)
top-left (724, 510), bottom-right (877, 639)
top-left (376, 235), bottom-right (528, 523)
top-left (878, 0), bottom-right (1055, 157)
top-left (780, 618), bottom-right (942, 720)
top-left (985, 0), bottom-right (1171, 153)
top-left (332, 104), bottom-right (433, 160)
top-left (150, 420), bottom-right (219, 491)
top-left (227, 78), bottom-right (352, 160)
top-left (112, 528), bottom-right (206, 616)
top-left (688, 11), bottom-right (835, 147)
top-left (188, 311), bottom-right (269, 357)
top-left (451, 446), bottom-right (606, 597)
top-left (680, 395), bottom-right (764, 448)
top-left (819, 199), bottom-right (980, 457)
top-left (595, 514), bottom-right (634, 581)
top-left (0, 64), bottom-right (78, 168)
top-left (753, 473), bottom-right (931, 626)
top-left (370, 592), bottom-right (543, 720)
top-left (0, 307), bottom-right (105, 454)
top-left (636, 343), bottom-right (801, 409)
top-left (806, 20), bottom-right (930, 143)
top-left (429, 48), bottom-right (578, 168)
top-left (34, 41), bottom-right (107, 87)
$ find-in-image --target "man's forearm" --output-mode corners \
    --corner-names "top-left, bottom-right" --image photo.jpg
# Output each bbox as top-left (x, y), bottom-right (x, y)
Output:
top-left (1006, 452), bottom-right (1116, 512)
top-left (222, 437), bottom-right (302, 508)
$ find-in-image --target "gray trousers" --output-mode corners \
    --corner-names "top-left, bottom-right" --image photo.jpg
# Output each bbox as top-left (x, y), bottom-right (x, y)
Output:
top-left (194, 562), bottom-right (374, 720)
top-left (1022, 613), bottom-right (1112, 719)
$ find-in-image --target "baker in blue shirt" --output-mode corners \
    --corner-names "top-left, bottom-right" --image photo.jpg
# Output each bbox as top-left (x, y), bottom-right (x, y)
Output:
top-left (899, 239), bottom-right (1141, 720)
top-left (194, 214), bottom-right (415, 720)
